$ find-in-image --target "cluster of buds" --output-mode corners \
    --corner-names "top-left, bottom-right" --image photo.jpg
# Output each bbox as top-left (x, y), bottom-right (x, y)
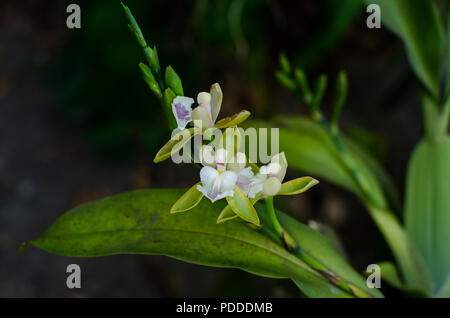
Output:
top-left (155, 83), bottom-right (319, 226)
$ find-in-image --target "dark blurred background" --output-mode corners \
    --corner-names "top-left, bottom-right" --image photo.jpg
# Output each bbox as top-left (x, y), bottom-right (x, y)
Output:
top-left (0, 0), bottom-right (423, 297)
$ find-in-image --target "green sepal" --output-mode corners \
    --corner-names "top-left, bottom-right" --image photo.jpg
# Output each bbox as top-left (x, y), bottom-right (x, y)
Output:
top-left (171, 182), bottom-right (204, 213)
top-left (278, 177), bottom-right (319, 196)
top-left (226, 186), bottom-right (260, 226)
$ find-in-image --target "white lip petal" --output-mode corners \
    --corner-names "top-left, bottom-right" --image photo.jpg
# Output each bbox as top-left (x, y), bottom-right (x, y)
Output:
top-left (200, 166), bottom-right (219, 188)
top-left (198, 167), bottom-right (237, 203)
top-left (219, 171), bottom-right (238, 192)
top-left (236, 167), bottom-right (254, 195)
top-left (172, 96), bottom-right (194, 130)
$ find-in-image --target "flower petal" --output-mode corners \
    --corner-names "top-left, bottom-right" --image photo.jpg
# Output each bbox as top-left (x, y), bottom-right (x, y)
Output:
top-left (172, 96), bottom-right (194, 130)
top-left (219, 171), bottom-right (238, 192)
top-left (270, 152), bottom-right (288, 182)
top-left (236, 167), bottom-right (254, 195)
top-left (247, 173), bottom-right (266, 199)
top-left (191, 104), bottom-right (214, 128)
top-left (210, 83), bottom-right (223, 123)
top-left (199, 166), bottom-right (219, 188)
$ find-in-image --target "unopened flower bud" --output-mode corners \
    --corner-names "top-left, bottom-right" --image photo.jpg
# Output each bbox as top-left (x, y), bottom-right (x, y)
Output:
top-left (197, 92), bottom-right (211, 105)
top-left (263, 177), bottom-right (281, 196)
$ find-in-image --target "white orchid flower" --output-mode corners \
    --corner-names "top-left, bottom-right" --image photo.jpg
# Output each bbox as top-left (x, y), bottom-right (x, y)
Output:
top-left (171, 84), bottom-right (222, 131)
top-left (248, 152), bottom-right (288, 198)
top-left (191, 84), bottom-right (222, 128)
top-left (197, 149), bottom-right (238, 202)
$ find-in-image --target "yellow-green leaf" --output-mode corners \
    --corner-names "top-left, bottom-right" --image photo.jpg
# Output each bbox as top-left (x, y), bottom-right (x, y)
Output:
top-left (171, 182), bottom-right (203, 213)
top-left (278, 177), bottom-right (319, 196)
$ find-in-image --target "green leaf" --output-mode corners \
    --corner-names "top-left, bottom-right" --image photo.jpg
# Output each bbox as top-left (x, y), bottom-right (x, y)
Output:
top-left (436, 275), bottom-right (450, 298)
top-left (447, 8), bottom-right (450, 96)
top-left (278, 177), bottom-right (319, 196)
top-left (369, 205), bottom-right (431, 294)
top-left (170, 182), bottom-right (203, 213)
top-left (376, 261), bottom-right (428, 296)
top-left (364, 0), bottom-right (443, 98)
top-left (153, 128), bottom-right (196, 163)
top-left (26, 189), bottom-right (357, 298)
top-left (405, 137), bottom-right (450, 291)
top-left (377, 261), bottom-right (403, 290)
top-left (215, 110), bottom-right (251, 129)
top-left (164, 66), bottom-right (183, 97)
top-left (255, 204), bottom-right (383, 298)
top-left (226, 186), bottom-right (260, 226)
top-left (121, 2), bottom-right (147, 48)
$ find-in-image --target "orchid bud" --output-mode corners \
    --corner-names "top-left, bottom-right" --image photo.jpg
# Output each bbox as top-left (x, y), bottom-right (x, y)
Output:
top-left (197, 92), bottom-right (211, 106)
top-left (263, 177), bottom-right (281, 197)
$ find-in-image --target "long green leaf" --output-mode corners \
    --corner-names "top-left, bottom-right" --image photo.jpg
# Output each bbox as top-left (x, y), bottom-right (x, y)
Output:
top-left (25, 189), bottom-right (363, 297)
top-left (405, 137), bottom-right (450, 292)
top-left (247, 116), bottom-right (430, 294)
top-left (364, 0), bottom-right (443, 98)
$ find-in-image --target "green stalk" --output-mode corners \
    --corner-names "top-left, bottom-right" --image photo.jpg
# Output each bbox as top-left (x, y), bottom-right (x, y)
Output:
top-left (121, 2), bottom-right (164, 90)
top-left (437, 95), bottom-right (450, 137)
top-left (264, 196), bottom-right (370, 298)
